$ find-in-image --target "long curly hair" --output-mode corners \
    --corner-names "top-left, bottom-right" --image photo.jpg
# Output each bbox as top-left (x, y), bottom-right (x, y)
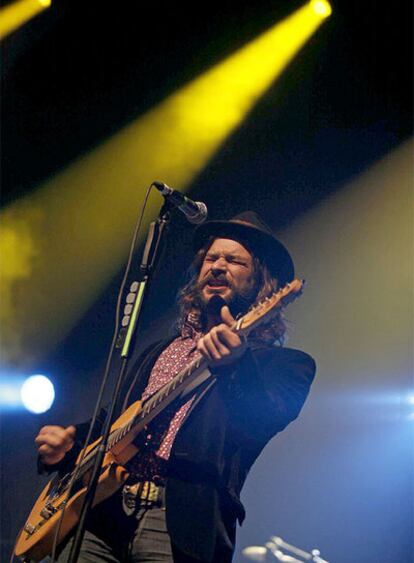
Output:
top-left (176, 237), bottom-right (287, 345)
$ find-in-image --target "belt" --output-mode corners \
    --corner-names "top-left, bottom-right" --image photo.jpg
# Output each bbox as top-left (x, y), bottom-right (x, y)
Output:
top-left (122, 480), bottom-right (165, 512)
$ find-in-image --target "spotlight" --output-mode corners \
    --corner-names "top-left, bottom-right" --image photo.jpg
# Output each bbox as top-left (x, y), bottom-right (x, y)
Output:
top-left (20, 375), bottom-right (55, 414)
top-left (0, 0), bottom-right (52, 40)
top-left (310, 0), bottom-right (332, 18)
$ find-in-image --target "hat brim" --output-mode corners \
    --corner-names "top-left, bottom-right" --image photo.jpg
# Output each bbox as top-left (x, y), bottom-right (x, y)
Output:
top-left (193, 220), bottom-right (294, 286)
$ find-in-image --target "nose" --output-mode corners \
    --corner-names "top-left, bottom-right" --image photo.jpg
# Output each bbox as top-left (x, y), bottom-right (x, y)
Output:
top-left (210, 257), bottom-right (227, 274)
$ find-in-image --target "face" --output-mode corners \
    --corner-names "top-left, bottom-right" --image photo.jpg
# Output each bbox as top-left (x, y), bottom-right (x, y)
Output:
top-left (197, 238), bottom-right (257, 311)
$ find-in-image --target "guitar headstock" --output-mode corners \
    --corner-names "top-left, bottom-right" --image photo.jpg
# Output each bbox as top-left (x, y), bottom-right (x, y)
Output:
top-left (235, 279), bottom-right (304, 334)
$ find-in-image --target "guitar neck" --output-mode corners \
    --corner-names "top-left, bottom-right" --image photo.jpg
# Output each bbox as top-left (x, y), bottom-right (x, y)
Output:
top-left (107, 352), bottom-right (210, 450)
top-left (114, 314), bottom-right (255, 443)
top-left (75, 352), bottom-right (211, 481)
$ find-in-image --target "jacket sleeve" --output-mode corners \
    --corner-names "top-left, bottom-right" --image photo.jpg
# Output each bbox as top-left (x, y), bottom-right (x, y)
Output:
top-left (215, 345), bottom-right (316, 443)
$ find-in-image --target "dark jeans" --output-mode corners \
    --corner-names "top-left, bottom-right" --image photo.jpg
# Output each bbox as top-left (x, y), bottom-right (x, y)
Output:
top-left (53, 490), bottom-right (201, 563)
top-left (55, 507), bottom-right (173, 562)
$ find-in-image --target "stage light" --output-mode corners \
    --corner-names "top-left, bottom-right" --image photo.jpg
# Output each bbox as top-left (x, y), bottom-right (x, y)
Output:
top-left (20, 375), bottom-right (55, 413)
top-left (0, 0), bottom-right (52, 40)
top-left (0, 2), bottom-right (331, 365)
top-left (0, 374), bottom-right (54, 413)
top-left (310, 0), bottom-right (332, 18)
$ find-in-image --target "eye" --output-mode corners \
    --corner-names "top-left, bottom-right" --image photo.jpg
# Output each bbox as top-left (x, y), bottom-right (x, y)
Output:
top-left (227, 256), bottom-right (245, 266)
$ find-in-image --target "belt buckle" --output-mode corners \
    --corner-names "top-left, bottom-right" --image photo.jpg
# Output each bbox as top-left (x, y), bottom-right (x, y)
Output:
top-left (123, 481), bottom-right (160, 509)
top-left (140, 481), bottom-right (159, 503)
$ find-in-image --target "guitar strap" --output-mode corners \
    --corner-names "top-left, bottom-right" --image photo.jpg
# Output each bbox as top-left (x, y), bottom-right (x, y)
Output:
top-left (177, 365), bottom-right (215, 402)
top-left (177, 366), bottom-right (217, 424)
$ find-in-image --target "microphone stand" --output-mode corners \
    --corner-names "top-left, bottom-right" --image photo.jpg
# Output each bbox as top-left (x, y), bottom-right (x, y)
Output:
top-left (68, 202), bottom-right (172, 563)
top-left (242, 536), bottom-right (329, 563)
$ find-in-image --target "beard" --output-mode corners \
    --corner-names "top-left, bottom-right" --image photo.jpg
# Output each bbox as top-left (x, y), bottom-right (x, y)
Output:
top-left (193, 276), bottom-right (257, 323)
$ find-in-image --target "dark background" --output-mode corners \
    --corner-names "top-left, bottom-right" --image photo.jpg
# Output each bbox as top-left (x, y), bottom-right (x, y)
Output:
top-left (1, 1), bottom-right (413, 561)
top-left (2, 0), bottom-right (412, 208)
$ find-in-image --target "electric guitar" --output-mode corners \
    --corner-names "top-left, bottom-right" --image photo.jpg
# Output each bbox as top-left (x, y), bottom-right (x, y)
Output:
top-left (14, 279), bottom-right (303, 561)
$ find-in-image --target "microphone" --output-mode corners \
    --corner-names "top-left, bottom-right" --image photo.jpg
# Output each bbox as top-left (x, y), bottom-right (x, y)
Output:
top-left (153, 181), bottom-right (208, 224)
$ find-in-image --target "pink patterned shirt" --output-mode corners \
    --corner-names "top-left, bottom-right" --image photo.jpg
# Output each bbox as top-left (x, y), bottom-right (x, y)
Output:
top-left (126, 322), bottom-right (201, 481)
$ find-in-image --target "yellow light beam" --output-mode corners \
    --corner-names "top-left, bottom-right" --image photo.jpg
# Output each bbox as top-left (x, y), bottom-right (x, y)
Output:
top-left (0, 2), bottom-right (331, 366)
top-left (0, 0), bottom-right (51, 40)
top-left (310, 0), bottom-right (332, 18)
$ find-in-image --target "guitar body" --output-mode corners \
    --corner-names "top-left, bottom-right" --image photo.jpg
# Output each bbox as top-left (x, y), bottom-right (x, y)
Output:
top-left (14, 401), bottom-right (143, 562)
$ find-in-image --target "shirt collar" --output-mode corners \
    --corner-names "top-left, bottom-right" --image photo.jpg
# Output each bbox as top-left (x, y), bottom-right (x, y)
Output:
top-left (181, 311), bottom-right (202, 339)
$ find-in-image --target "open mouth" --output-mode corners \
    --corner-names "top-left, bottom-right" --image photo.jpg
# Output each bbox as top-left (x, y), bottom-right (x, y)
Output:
top-left (205, 279), bottom-right (229, 289)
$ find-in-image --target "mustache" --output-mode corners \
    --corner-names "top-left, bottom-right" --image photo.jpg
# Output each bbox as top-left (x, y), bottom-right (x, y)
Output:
top-left (200, 274), bottom-right (232, 288)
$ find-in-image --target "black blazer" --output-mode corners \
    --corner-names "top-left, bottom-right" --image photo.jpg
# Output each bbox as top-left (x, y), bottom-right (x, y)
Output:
top-left (117, 339), bottom-right (315, 562)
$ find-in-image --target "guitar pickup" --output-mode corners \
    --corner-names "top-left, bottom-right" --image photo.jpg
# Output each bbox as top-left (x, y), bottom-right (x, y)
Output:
top-left (40, 504), bottom-right (58, 520)
top-left (24, 523), bottom-right (36, 535)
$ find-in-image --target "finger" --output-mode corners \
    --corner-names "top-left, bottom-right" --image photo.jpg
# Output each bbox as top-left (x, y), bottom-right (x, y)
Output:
top-left (37, 425), bottom-right (67, 440)
top-left (38, 444), bottom-right (55, 456)
top-left (209, 328), bottom-right (231, 356)
top-left (198, 335), bottom-right (224, 361)
top-left (201, 334), bottom-right (222, 361)
top-left (35, 433), bottom-right (63, 448)
top-left (220, 305), bottom-right (236, 327)
top-left (35, 427), bottom-right (74, 447)
top-left (215, 324), bottom-right (242, 348)
top-left (38, 447), bottom-right (65, 465)
top-left (37, 425), bottom-right (59, 436)
top-left (35, 434), bottom-right (48, 445)
top-left (197, 339), bottom-right (213, 362)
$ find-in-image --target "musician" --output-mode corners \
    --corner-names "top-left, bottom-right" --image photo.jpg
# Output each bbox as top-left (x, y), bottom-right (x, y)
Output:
top-left (35, 212), bottom-right (316, 563)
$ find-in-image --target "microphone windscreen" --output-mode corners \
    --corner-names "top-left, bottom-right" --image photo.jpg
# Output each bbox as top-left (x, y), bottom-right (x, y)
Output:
top-left (206, 295), bottom-right (227, 317)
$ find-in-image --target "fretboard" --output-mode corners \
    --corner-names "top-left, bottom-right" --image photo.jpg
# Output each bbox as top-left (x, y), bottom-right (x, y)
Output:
top-left (107, 351), bottom-right (210, 450)
top-left (74, 352), bottom-right (211, 480)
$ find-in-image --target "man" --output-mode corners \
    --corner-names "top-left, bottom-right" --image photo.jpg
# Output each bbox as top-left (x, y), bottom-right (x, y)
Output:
top-left (35, 211), bottom-right (316, 563)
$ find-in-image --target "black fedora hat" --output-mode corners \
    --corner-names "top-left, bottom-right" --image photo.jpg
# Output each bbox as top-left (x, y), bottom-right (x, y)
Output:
top-left (193, 211), bottom-right (294, 286)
